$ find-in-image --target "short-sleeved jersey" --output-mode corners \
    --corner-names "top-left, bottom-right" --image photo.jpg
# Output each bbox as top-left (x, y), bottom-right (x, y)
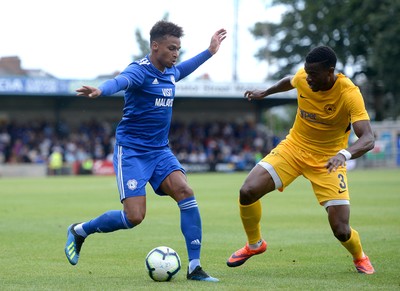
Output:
top-left (287, 68), bottom-right (370, 156)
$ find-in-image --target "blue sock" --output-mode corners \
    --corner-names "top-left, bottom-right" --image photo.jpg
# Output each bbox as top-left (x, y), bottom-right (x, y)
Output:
top-left (79, 210), bottom-right (134, 236)
top-left (178, 197), bottom-right (202, 264)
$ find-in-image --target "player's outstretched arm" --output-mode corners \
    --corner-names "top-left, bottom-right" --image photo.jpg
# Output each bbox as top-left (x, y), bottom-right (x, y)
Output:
top-left (76, 85), bottom-right (102, 98)
top-left (208, 28), bottom-right (227, 55)
top-left (244, 76), bottom-right (294, 101)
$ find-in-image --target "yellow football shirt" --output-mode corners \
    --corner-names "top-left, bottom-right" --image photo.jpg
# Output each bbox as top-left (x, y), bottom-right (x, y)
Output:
top-left (287, 68), bottom-right (370, 156)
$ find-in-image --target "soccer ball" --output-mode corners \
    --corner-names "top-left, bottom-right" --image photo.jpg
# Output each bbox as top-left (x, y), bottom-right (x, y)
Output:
top-left (145, 246), bottom-right (181, 282)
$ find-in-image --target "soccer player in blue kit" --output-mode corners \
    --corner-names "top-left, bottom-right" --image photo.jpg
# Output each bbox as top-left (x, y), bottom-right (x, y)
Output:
top-left (64, 20), bottom-right (227, 282)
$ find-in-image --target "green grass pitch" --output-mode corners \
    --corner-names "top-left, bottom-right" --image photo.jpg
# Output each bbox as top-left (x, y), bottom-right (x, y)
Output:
top-left (1, 169), bottom-right (399, 290)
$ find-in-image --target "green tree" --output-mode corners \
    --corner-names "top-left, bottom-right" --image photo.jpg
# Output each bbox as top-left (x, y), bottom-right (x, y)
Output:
top-left (251, 0), bottom-right (400, 120)
top-left (132, 28), bottom-right (151, 60)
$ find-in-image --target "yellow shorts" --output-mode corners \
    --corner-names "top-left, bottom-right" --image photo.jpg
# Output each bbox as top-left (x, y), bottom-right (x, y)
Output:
top-left (260, 140), bottom-right (350, 206)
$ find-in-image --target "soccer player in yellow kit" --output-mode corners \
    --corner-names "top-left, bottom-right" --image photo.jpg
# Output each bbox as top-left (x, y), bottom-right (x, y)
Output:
top-left (227, 46), bottom-right (375, 274)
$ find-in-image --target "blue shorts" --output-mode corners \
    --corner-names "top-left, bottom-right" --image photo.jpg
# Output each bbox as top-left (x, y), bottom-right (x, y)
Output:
top-left (113, 144), bottom-right (185, 202)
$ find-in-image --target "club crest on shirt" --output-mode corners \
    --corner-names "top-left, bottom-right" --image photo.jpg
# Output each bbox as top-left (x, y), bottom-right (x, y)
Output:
top-left (127, 179), bottom-right (138, 191)
top-left (324, 104), bottom-right (336, 115)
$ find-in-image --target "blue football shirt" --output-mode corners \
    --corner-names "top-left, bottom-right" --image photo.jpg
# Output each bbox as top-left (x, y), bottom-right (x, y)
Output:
top-left (98, 49), bottom-right (212, 150)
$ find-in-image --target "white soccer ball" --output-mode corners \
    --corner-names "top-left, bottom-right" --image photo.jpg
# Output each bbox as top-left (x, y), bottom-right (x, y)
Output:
top-left (145, 246), bottom-right (181, 282)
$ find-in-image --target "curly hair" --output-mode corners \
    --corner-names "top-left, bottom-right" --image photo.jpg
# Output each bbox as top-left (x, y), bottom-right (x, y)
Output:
top-left (150, 20), bottom-right (184, 43)
top-left (305, 46), bottom-right (337, 69)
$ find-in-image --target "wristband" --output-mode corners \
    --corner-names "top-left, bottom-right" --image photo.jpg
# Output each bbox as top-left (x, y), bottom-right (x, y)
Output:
top-left (338, 149), bottom-right (352, 161)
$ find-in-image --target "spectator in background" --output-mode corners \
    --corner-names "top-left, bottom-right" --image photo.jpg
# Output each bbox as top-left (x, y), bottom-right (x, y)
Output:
top-left (48, 146), bottom-right (63, 175)
top-left (0, 118), bottom-right (277, 169)
top-left (0, 127), bottom-right (11, 163)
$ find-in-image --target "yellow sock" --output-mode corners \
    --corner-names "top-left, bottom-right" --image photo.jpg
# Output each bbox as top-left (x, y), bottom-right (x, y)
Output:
top-left (341, 228), bottom-right (364, 260)
top-left (240, 200), bottom-right (262, 244)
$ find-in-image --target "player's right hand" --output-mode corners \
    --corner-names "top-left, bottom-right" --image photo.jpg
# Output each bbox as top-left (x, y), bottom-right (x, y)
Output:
top-left (76, 85), bottom-right (101, 98)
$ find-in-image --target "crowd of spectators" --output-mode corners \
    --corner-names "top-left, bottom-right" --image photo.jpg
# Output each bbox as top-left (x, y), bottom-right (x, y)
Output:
top-left (0, 118), bottom-right (280, 171)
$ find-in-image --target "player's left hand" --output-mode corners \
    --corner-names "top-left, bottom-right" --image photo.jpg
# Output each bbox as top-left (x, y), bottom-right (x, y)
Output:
top-left (326, 153), bottom-right (347, 173)
top-left (208, 28), bottom-right (227, 55)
